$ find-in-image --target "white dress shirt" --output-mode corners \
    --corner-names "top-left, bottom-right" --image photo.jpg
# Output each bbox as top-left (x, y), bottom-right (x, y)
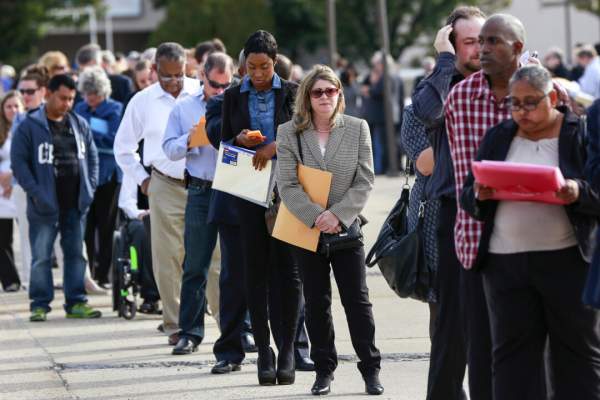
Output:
top-left (114, 78), bottom-right (200, 184)
top-left (118, 171), bottom-right (144, 220)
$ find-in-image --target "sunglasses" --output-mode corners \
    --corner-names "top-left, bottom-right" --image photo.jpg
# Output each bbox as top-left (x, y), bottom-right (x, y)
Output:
top-left (19, 88), bottom-right (38, 96)
top-left (310, 87), bottom-right (339, 99)
top-left (207, 79), bottom-right (231, 90)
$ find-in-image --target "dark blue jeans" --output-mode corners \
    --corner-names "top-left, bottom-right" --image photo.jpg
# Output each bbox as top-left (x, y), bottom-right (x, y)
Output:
top-left (29, 209), bottom-right (87, 312)
top-left (179, 184), bottom-right (218, 341)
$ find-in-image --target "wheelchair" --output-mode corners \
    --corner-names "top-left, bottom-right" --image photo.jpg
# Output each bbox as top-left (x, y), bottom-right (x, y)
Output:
top-left (111, 218), bottom-right (141, 320)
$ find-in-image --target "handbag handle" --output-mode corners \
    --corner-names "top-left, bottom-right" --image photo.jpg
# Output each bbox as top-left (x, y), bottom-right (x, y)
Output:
top-left (296, 132), bottom-right (304, 164)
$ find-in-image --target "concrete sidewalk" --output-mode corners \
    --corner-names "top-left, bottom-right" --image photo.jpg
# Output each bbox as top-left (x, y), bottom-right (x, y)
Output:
top-left (0, 176), bottom-right (436, 400)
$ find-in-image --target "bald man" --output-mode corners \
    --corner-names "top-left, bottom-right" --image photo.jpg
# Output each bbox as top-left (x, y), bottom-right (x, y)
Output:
top-left (444, 14), bottom-right (527, 400)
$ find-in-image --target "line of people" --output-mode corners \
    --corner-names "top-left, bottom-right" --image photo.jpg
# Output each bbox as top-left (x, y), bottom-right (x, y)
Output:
top-left (407, 6), bottom-right (600, 400)
top-left (2, 8), bottom-right (600, 398)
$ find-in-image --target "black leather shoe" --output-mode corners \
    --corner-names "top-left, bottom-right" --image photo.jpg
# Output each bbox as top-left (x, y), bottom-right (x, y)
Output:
top-left (241, 332), bottom-right (258, 353)
top-left (257, 347), bottom-right (276, 385)
top-left (276, 349), bottom-right (295, 385)
top-left (295, 355), bottom-right (315, 371)
top-left (311, 375), bottom-right (333, 396)
top-left (211, 360), bottom-right (241, 374)
top-left (171, 337), bottom-right (199, 355)
top-left (139, 300), bottom-right (161, 315)
top-left (364, 374), bottom-right (384, 395)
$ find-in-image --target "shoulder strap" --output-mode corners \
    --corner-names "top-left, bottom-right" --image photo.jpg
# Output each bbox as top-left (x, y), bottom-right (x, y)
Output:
top-left (296, 133), bottom-right (304, 164)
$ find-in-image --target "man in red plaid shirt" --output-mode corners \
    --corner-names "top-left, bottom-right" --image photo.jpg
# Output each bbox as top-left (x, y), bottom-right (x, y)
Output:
top-left (445, 14), bottom-right (525, 270)
top-left (444, 14), bottom-right (526, 399)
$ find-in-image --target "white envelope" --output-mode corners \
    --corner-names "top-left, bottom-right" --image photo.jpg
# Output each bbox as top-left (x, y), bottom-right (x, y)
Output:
top-left (212, 143), bottom-right (273, 208)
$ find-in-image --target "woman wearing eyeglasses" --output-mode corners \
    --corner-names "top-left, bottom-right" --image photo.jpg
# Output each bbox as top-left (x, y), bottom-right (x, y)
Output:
top-left (220, 30), bottom-right (301, 386)
top-left (276, 65), bottom-right (383, 396)
top-left (461, 65), bottom-right (600, 399)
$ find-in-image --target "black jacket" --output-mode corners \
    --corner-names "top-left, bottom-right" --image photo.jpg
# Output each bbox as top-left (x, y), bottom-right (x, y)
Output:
top-left (205, 93), bottom-right (239, 226)
top-left (220, 79), bottom-right (297, 145)
top-left (461, 109), bottom-right (600, 268)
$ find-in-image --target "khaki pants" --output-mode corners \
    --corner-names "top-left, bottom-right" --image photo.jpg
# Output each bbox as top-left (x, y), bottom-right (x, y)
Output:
top-left (148, 171), bottom-right (186, 335)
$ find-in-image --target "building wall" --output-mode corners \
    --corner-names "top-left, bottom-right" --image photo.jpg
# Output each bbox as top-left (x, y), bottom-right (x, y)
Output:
top-left (499, 0), bottom-right (600, 63)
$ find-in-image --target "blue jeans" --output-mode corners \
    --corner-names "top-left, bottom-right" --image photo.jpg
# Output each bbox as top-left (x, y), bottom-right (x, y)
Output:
top-left (179, 184), bottom-right (218, 341)
top-left (372, 124), bottom-right (387, 175)
top-left (29, 209), bottom-right (87, 313)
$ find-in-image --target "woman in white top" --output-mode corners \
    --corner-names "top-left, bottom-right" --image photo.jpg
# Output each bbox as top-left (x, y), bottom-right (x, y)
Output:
top-left (461, 65), bottom-right (600, 400)
top-left (0, 91), bottom-right (23, 291)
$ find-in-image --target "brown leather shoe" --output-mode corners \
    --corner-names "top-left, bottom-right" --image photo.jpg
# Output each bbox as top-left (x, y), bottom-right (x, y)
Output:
top-left (168, 332), bottom-right (180, 346)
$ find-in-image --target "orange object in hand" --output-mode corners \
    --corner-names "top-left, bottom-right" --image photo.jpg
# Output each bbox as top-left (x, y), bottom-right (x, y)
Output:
top-left (247, 130), bottom-right (265, 140)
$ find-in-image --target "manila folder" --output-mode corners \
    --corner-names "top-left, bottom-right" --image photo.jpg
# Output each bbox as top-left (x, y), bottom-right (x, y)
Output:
top-left (188, 116), bottom-right (210, 148)
top-left (272, 165), bottom-right (332, 252)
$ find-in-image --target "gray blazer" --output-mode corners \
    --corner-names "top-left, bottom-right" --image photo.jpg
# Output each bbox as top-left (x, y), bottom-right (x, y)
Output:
top-left (276, 114), bottom-right (374, 229)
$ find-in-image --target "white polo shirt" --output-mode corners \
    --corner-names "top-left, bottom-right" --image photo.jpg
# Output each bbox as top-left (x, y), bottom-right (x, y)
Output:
top-left (114, 78), bottom-right (200, 184)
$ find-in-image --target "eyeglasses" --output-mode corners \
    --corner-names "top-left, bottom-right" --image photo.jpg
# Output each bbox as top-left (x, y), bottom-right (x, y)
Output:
top-left (508, 94), bottom-right (548, 112)
top-left (310, 87), bottom-right (339, 99)
top-left (207, 79), bottom-right (231, 90)
top-left (19, 88), bottom-right (39, 96)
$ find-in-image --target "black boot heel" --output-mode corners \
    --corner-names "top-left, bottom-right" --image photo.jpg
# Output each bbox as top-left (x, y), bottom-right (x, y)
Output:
top-left (276, 349), bottom-right (295, 385)
top-left (257, 347), bottom-right (276, 385)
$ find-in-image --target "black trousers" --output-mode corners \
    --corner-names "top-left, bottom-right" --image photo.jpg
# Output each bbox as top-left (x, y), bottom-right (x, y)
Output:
top-left (460, 263), bottom-right (493, 400)
top-left (0, 218), bottom-right (19, 289)
top-left (85, 176), bottom-right (120, 283)
top-left (236, 199), bottom-right (301, 354)
top-left (126, 217), bottom-right (159, 302)
top-left (293, 245), bottom-right (381, 377)
top-left (213, 223), bottom-right (248, 364)
top-left (484, 247), bottom-right (600, 400)
top-left (426, 198), bottom-right (468, 400)
top-left (269, 269), bottom-right (311, 359)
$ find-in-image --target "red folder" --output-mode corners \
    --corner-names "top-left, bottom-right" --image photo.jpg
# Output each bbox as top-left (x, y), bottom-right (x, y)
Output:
top-left (471, 160), bottom-right (567, 205)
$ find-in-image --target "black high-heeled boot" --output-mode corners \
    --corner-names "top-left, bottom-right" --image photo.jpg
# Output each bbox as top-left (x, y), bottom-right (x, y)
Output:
top-left (276, 347), bottom-right (295, 385)
top-left (257, 346), bottom-right (276, 385)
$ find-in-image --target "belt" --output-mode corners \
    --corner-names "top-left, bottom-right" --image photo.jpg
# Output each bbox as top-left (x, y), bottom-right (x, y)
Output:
top-left (151, 167), bottom-right (186, 187)
top-left (188, 176), bottom-right (212, 190)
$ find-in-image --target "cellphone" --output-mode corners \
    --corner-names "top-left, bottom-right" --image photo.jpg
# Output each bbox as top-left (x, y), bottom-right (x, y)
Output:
top-left (519, 50), bottom-right (539, 65)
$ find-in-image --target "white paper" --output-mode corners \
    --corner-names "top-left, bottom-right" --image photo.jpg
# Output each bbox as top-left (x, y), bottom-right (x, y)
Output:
top-left (212, 143), bottom-right (273, 208)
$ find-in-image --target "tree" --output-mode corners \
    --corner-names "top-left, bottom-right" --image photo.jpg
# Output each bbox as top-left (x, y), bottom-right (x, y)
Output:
top-left (572, 0), bottom-right (600, 17)
top-left (0, 0), bottom-right (102, 67)
top-left (274, 0), bottom-right (511, 63)
top-left (150, 0), bottom-right (274, 58)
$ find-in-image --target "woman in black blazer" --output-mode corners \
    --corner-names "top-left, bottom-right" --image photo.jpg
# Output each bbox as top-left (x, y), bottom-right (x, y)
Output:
top-left (461, 65), bottom-right (600, 400)
top-left (220, 30), bottom-right (300, 386)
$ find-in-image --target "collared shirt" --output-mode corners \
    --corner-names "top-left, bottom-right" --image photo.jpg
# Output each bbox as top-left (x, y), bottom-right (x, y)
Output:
top-left (162, 90), bottom-right (218, 181)
top-left (240, 73), bottom-right (282, 146)
top-left (579, 57), bottom-right (600, 99)
top-left (114, 77), bottom-right (200, 185)
top-left (412, 52), bottom-right (463, 200)
top-left (118, 171), bottom-right (145, 220)
top-left (444, 70), bottom-right (512, 269)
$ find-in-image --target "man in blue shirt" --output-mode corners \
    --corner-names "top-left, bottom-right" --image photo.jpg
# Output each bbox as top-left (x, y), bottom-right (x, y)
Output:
top-left (162, 52), bottom-right (234, 356)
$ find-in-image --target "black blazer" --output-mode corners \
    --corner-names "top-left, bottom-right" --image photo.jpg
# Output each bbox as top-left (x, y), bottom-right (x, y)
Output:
top-left (220, 78), bottom-right (298, 145)
top-left (461, 109), bottom-right (600, 268)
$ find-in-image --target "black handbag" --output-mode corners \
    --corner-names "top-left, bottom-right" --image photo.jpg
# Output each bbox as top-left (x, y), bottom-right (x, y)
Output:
top-left (365, 183), bottom-right (431, 302)
top-left (318, 217), bottom-right (364, 258)
top-left (293, 133), bottom-right (363, 257)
